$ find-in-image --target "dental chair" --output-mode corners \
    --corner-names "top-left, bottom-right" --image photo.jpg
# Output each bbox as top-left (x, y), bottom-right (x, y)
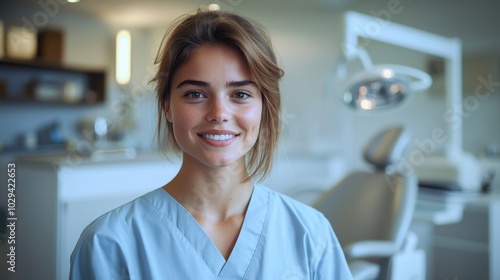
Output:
top-left (313, 126), bottom-right (425, 280)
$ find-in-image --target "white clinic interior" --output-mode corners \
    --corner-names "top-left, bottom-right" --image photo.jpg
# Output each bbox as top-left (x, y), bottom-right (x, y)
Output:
top-left (1, 0), bottom-right (500, 279)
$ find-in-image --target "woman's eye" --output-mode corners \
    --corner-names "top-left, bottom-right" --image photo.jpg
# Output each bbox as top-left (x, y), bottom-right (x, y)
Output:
top-left (185, 91), bottom-right (205, 99)
top-left (233, 92), bottom-right (250, 99)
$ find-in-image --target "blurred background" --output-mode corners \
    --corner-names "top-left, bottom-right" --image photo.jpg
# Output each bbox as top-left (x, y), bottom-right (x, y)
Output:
top-left (0, 0), bottom-right (499, 279)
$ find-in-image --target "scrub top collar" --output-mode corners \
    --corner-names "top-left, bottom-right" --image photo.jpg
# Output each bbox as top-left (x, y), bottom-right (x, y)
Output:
top-left (157, 184), bottom-right (270, 278)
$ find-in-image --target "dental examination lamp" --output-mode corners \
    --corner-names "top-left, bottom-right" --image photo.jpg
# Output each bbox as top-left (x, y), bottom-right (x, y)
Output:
top-left (339, 11), bottom-right (482, 191)
top-left (337, 46), bottom-right (432, 111)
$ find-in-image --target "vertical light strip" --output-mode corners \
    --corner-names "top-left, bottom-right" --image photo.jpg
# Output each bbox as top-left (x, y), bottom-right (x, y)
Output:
top-left (0, 20), bottom-right (4, 58)
top-left (116, 30), bottom-right (131, 85)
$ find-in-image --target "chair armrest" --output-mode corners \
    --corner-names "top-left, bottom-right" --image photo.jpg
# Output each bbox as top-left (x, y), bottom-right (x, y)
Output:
top-left (344, 240), bottom-right (399, 259)
top-left (349, 260), bottom-right (380, 280)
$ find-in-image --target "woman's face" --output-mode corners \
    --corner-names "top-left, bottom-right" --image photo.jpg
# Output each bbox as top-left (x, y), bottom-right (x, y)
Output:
top-left (166, 44), bottom-right (262, 169)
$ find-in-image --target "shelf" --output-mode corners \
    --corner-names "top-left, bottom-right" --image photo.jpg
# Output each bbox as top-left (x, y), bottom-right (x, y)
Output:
top-left (0, 143), bottom-right (66, 156)
top-left (0, 58), bottom-right (103, 72)
top-left (0, 58), bottom-right (106, 105)
top-left (0, 97), bottom-right (104, 106)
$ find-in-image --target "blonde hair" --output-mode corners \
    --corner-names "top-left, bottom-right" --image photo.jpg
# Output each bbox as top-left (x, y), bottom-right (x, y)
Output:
top-left (151, 9), bottom-right (283, 181)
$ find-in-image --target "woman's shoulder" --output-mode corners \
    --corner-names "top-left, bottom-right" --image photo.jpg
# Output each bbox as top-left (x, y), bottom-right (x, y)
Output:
top-left (79, 188), bottom-right (166, 240)
top-left (256, 184), bottom-right (330, 232)
top-left (258, 184), bottom-right (323, 215)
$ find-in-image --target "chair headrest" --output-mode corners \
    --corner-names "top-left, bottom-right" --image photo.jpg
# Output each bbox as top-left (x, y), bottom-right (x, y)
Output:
top-left (363, 126), bottom-right (409, 170)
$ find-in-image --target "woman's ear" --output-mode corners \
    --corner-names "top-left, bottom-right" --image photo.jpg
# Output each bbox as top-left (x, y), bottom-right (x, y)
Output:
top-left (164, 101), bottom-right (173, 122)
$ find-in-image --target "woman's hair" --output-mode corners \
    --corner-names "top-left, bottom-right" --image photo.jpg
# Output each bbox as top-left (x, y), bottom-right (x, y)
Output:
top-left (151, 9), bottom-right (284, 182)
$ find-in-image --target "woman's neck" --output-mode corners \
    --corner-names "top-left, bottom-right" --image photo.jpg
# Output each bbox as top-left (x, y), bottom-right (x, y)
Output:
top-left (164, 157), bottom-right (253, 222)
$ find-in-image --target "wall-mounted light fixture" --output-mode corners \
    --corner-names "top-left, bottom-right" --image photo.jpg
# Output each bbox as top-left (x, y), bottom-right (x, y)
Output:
top-left (116, 29), bottom-right (131, 85)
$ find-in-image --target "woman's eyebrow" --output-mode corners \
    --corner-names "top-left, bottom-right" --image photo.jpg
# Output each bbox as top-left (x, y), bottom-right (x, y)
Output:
top-left (176, 79), bottom-right (257, 89)
top-left (176, 79), bottom-right (210, 88)
top-left (226, 80), bottom-right (257, 88)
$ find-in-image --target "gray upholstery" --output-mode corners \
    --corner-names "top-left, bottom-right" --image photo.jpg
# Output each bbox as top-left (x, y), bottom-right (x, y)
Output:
top-left (315, 172), bottom-right (416, 250)
top-left (363, 126), bottom-right (409, 171)
top-left (313, 126), bottom-right (417, 280)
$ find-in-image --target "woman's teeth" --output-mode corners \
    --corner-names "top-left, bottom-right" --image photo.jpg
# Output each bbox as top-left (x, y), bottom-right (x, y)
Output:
top-left (202, 134), bottom-right (235, 141)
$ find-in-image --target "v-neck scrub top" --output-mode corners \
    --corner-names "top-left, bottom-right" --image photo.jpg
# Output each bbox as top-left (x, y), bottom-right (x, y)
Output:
top-left (70, 184), bottom-right (353, 279)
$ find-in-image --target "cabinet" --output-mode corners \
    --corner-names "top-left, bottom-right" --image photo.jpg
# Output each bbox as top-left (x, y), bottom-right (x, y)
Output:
top-left (412, 189), bottom-right (500, 280)
top-left (432, 202), bottom-right (494, 279)
top-left (9, 154), bottom-right (180, 280)
top-left (0, 59), bottom-right (106, 104)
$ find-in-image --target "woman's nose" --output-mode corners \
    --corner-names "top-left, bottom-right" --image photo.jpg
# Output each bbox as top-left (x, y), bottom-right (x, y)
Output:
top-left (207, 98), bottom-right (230, 123)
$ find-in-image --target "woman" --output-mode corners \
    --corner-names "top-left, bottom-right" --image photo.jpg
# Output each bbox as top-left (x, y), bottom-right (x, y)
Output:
top-left (70, 9), bottom-right (352, 279)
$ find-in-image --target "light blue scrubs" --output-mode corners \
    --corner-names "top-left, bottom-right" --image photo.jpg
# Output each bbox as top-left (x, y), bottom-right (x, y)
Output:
top-left (70, 184), bottom-right (353, 279)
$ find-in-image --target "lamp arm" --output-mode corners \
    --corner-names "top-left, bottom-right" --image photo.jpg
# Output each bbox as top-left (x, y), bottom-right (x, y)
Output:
top-left (332, 46), bottom-right (375, 98)
top-left (355, 47), bottom-right (374, 70)
top-left (335, 47), bottom-right (374, 81)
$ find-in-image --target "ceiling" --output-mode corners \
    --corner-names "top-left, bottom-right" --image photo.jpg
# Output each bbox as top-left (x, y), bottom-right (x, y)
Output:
top-left (16, 0), bottom-right (358, 27)
top-left (10, 0), bottom-right (500, 53)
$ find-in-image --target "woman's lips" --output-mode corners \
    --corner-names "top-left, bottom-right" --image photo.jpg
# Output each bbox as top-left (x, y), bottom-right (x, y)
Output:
top-left (197, 130), bottom-right (239, 146)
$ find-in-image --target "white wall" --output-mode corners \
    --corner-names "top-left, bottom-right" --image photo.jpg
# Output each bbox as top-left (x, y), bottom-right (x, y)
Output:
top-left (239, 8), bottom-right (348, 158)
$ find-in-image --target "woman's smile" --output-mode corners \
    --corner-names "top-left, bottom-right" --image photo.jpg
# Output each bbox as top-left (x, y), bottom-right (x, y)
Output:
top-left (198, 129), bottom-right (240, 147)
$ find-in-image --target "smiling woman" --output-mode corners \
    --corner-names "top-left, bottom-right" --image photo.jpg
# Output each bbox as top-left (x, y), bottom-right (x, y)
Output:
top-left (153, 9), bottom-right (283, 182)
top-left (69, 9), bottom-right (353, 280)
